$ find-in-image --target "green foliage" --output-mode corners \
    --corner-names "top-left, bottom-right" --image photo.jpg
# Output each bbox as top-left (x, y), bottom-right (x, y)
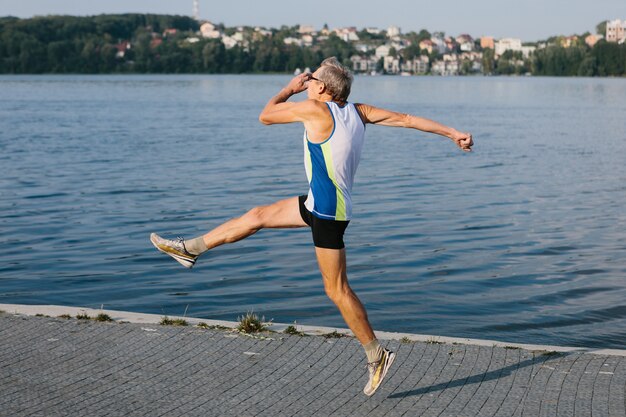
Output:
top-left (322, 330), bottom-right (345, 339)
top-left (0, 14), bottom-right (338, 74)
top-left (237, 311), bottom-right (268, 334)
top-left (1, 14), bottom-right (625, 77)
top-left (531, 43), bottom-right (626, 77)
top-left (94, 313), bottom-right (114, 322)
top-left (283, 325), bottom-right (306, 336)
top-left (160, 316), bottom-right (188, 326)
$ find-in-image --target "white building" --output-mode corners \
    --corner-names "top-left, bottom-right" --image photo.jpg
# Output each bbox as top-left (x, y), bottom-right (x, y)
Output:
top-left (409, 56), bottom-right (430, 74)
top-left (375, 44), bottom-right (391, 58)
top-left (606, 19), bottom-right (626, 43)
top-left (521, 45), bottom-right (536, 58)
top-left (431, 57), bottom-right (460, 76)
top-left (350, 55), bottom-right (379, 73)
top-left (283, 37), bottom-right (303, 47)
top-left (298, 24), bottom-right (315, 34)
top-left (387, 26), bottom-right (401, 38)
top-left (495, 38), bottom-right (523, 56)
top-left (200, 22), bottom-right (221, 39)
top-left (384, 55), bottom-right (400, 73)
top-left (221, 36), bottom-right (238, 49)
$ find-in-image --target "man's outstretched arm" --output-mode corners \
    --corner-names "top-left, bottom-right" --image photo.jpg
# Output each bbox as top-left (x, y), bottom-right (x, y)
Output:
top-left (355, 103), bottom-right (474, 152)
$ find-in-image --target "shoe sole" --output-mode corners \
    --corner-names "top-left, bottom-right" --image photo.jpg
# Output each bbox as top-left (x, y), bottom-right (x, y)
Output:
top-left (150, 233), bottom-right (196, 269)
top-left (364, 351), bottom-right (396, 396)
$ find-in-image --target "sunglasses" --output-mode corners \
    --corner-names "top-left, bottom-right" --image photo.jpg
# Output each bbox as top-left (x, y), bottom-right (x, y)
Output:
top-left (307, 74), bottom-right (323, 83)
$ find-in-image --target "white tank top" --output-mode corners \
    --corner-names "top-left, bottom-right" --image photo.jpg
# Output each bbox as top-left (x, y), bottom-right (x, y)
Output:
top-left (303, 102), bottom-right (366, 221)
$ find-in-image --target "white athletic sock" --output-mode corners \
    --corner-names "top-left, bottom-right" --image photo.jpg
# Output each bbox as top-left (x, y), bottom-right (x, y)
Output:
top-left (364, 339), bottom-right (384, 363)
top-left (184, 236), bottom-right (208, 256)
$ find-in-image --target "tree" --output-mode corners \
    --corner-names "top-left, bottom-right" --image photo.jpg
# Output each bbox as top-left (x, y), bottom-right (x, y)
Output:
top-left (482, 48), bottom-right (495, 74)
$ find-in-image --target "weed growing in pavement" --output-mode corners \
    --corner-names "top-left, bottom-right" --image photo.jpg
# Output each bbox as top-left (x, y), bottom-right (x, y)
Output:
top-left (76, 313), bottom-right (91, 320)
top-left (284, 325), bottom-right (306, 336)
top-left (237, 311), bottom-right (269, 334)
top-left (160, 316), bottom-right (188, 326)
top-left (322, 330), bottom-right (345, 339)
top-left (94, 313), bottom-right (114, 322)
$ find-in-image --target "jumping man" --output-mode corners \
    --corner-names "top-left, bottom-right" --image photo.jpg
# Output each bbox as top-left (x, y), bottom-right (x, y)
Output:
top-left (150, 57), bottom-right (473, 396)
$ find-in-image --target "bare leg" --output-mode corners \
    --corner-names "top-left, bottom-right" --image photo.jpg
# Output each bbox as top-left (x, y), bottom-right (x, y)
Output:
top-left (201, 196), bottom-right (307, 250)
top-left (315, 247), bottom-right (376, 345)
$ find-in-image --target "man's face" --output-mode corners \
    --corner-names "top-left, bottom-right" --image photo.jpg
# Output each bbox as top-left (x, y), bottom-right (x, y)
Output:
top-left (306, 69), bottom-right (324, 99)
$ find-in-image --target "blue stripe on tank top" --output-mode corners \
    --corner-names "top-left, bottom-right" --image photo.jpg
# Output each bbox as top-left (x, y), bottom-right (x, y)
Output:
top-left (307, 140), bottom-right (337, 218)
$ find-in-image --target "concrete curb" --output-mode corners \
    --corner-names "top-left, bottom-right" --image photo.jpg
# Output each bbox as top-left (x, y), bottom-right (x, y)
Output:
top-left (1, 303), bottom-right (624, 357)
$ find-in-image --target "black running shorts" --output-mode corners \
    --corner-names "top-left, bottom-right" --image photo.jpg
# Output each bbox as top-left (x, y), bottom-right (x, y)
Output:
top-left (298, 195), bottom-right (350, 250)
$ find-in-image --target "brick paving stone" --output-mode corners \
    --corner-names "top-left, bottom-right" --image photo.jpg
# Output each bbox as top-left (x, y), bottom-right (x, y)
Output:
top-left (1, 313), bottom-right (625, 417)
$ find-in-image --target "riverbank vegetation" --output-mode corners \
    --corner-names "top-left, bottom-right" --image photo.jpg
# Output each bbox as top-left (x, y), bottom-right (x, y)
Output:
top-left (1, 14), bottom-right (624, 76)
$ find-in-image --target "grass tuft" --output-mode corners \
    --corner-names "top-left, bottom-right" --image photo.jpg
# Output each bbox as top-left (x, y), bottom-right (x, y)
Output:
top-left (284, 325), bottom-right (306, 336)
top-left (237, 311), bottom-right (269, 334)
top-left (160, 316), bottom-right (188, 326)
top-left (322, 330), bottom-right (345, 339)
top-left (426, 336), bottom-right (443, 345)
top-left (35, 314), bottom-right (50, 318)
top-left (94, 313), bottom-right (113, 322)
top-left (400, 337), bottom-right (414, 344)
top-left (76, 313), bottom-right (91, 320)
top-left (57, 314), bottom-right (72, 320)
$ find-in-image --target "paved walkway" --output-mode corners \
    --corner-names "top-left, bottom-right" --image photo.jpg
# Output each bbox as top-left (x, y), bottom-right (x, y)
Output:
top-left (1, 305), bottom-right (625, 417)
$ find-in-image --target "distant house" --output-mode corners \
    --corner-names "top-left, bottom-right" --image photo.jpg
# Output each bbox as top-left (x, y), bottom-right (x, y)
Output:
top-left (298, 25), bottom-right (315, 34)
top-left (560, 36), bottom-right (579, 48)
top-left (163, 28), bottom-right (178, 37)
top-left (387, 26), bottom-right (401, 38)
top-left (480, 36), bottom-right (495, 49)
top-left (419, 40), bottom-right (435, 54)
top-left (221, 36), bottom-right (237, 49)
top-left (606, 19), bottom-right (626, 43)
top-left (335, 27), bottom-right (360, 42)
top-left (375, 44), bottom-right (392, 58)
top-left (150, 38), bottom-right (162, 49)
top-left (457, 34), bottom-right (474, 52)
top-left (383, 55), bottom-right (400, 73)
top-left (495, 38), bottom-right (522, 56)
top-left (115, 41), bottom-right (131, 58)
top-left (350, 55), bottom-right (379, 73)
top-left (200, 22), bottom-right (221, 39)
top-left (410, 56), bottom-right (430, 74)
top-left (283, 37), bottom-right (303, 47)
top-left (585, 34), bottom-right (603, 47)
top-left (431, 57), bottom-right (459, 76)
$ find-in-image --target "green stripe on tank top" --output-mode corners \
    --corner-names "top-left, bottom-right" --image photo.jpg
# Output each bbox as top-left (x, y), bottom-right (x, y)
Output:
top-left (320, 141), bottom-right (347, 221)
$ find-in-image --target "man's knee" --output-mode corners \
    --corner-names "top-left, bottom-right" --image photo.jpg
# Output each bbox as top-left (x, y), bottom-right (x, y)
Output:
top-left (242, 206), bottom-right (267, 229)
top-left (324, 280), bottom-right (351, 303)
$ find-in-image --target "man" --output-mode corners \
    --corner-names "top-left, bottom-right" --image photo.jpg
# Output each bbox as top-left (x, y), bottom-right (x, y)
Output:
top-left (151, 57), bottom-right (473, 396)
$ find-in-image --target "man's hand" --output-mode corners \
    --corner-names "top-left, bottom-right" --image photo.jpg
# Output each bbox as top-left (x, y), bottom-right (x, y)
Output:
top-left (451, 131), bottom-right (474, 152)
top-left (284, 73), bottom-right (310, 95)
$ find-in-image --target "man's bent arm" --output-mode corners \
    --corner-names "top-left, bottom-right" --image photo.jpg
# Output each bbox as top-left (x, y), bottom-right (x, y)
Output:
top-left (259, 74), bottom-right (309, 125)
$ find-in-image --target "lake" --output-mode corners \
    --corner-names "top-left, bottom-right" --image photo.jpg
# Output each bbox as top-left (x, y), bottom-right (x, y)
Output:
top-left (1, 74), bottom-right (625, 349)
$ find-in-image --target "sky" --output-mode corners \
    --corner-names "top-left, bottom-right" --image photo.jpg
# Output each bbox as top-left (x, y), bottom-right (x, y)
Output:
top-left (1, 0), bottom-right (625, 42)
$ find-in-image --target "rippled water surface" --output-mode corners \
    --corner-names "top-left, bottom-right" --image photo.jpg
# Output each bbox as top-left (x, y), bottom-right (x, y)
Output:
top-left (1, 74), bottom-right (625, 349)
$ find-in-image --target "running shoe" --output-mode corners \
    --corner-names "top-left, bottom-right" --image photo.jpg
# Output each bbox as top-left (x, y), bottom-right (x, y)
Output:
top-left (363, 348), bottom-right (396, 396)
top-left (150, 233), bottom-right (197, 269)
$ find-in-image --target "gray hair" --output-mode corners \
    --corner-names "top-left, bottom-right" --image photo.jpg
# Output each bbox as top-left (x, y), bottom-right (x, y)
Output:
top-left (317, 57), bottom-right (353, 102)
